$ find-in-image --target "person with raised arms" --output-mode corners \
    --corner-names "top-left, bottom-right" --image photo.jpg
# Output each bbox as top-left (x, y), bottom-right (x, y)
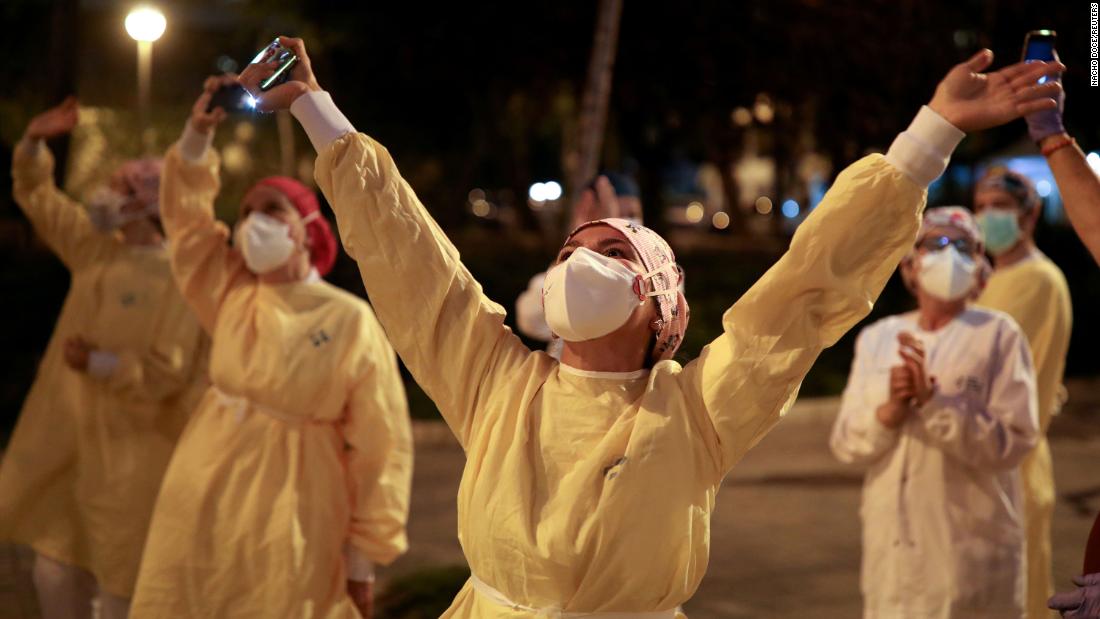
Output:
top-left (242, 38), bottom-right (1062, 618)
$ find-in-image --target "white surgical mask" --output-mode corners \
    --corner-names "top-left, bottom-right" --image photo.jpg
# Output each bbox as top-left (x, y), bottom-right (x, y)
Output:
top-left (542, 246), bottom-right (675, 342)
top-left (918, 244), bottom-right (977, 302)
top-left (235, 212), bottom-right (296, 274)
top-left (86, 186), bottom-right (156, 232)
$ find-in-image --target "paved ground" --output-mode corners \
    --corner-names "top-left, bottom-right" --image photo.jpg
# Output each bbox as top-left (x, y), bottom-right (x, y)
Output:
top-left (2, 385), bottom-right (1098, 618)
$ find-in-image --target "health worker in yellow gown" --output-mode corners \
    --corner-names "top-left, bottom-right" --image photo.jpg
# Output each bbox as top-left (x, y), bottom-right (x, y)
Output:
top-left (973, 169), bottom-right (1073, 619)
top-left (129, 75), bottom-right (413, 619)
top-left (243, 40), bottom-right (1063, 618)
top-left (0, 97), bottom-right (209, 619)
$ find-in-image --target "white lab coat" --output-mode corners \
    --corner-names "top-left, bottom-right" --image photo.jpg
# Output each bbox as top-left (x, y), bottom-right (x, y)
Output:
top-left (830, 307), bottom-right (1039, 619)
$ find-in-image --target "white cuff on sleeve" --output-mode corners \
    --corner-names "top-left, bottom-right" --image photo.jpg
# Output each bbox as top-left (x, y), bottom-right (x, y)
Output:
top-left (344, 543), bottom-right (375, 583)
top-left (87, 350), bottom-right (119, 380)
top-left (885, 106), bottom-right (965, 187)
top-left (290, 91), bottom-right (356, 153)
top-left (178, 121), bottom-right (214, 163)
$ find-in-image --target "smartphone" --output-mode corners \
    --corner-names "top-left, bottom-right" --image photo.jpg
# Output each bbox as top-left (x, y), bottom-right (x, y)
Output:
top-left (206, 84), bottom-right (255, 113)
top-left (250, 38), bottom-right (298, 91)
top-left (1022, 30), bottom-right (1057, 84)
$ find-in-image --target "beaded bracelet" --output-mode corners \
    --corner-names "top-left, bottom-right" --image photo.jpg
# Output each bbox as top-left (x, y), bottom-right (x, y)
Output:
top-left (1041, 135), bottom-right (1076, 157)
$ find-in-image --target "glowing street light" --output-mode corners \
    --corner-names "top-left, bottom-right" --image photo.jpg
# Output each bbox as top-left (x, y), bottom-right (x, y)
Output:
top-left (126, 6), bottom-right (166, 153)
top-left (125, 7), bottom-right (166, 42)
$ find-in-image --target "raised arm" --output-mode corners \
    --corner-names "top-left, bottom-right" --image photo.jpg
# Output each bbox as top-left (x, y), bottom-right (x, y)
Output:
top-left (240, 37), bottom-right (532, 447)
top-left (342, 309), bottom-right (414, 580)
top-left (1025, 67), bottom-right (1100, 265)
top-left (1043, 138), bottom-right (1100, 264)
top-left (681, 50), bottom-right (1063, 477)
top-left (12, 98), bottom-right (113, 270)
top-left (160, 76), bottom-right (252, 332)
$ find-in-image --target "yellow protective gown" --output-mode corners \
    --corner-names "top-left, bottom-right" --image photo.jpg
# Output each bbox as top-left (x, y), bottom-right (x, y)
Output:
top-left (129, 141), bottom-right (413, 618)
top-left (0, 139), bottom-right (209, 597)
top-left (308, 102), bottom-right (953, 616)
top-left (976, 251), bottom-right (1072, 619)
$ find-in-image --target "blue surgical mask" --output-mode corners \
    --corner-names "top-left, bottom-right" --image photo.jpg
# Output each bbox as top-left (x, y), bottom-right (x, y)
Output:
top-left (975, 208), bottom-right (1021, 256)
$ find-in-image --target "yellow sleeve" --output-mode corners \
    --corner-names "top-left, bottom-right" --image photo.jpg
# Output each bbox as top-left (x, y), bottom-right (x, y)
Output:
top-left (96, 292), bottom-right (208, 404)
top-left (682, 154), bottom-right (927, 476)
top-left (979, 266), bottom-right (1071, 431)
top-left (11, 138), bottom-right (113, 269)
top-left (313, 132), bottom-right (532, 447)
top-left (343, 317), bottom-right (413, 567)
top-left (160, 140), bottom-right (251, 332)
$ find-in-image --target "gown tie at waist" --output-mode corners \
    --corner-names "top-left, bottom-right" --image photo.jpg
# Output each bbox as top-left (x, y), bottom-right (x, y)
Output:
top-left (469, 574), bottom-right (680, 619)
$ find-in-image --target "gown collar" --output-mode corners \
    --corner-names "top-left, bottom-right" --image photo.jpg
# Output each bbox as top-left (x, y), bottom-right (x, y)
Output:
top-left (558, 363), bottom-right (649, 381)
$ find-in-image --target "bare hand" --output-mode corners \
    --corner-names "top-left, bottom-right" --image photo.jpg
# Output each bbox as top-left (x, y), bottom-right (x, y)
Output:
top-left (897, 332), bottom-right (935, 407)
top-left (25, 97), bottom-right (79, 141)
top-left (63, 336), bottom-right (94, 372)
top-left (928, 49), bottom-right (1064, 133)
top-left (876, 365), bottom-right (915, 429)
top-left (190, 74), bottom-right (237, 134)
top-left (238, 36), bottom-right (320, 113)
top-left (347, 579), bottom-right (373, 619)
top-left (570, 176), bottom-right (621, 229)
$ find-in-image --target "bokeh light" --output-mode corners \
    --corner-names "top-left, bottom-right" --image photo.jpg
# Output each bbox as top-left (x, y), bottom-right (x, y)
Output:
top-left (125, 7), bottom-right (166, 42)
top-left (685, 201), bottom-right (705, 223)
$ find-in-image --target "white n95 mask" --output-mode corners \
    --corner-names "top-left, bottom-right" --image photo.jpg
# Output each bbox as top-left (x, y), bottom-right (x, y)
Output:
top-left (542, 246), bottom-right (675, 342)
top-left (918, 244), bottom-right (977, 302)
top-left (235, 212), bottom-right (296, 274)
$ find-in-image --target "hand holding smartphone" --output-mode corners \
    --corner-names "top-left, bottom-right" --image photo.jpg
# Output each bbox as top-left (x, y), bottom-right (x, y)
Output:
top-left (250, 38), bottom-right (299, 91)
top-left (206, 84), bottom-right (254, 113)
top-left (1022, 30), bottom-right (1058, 84)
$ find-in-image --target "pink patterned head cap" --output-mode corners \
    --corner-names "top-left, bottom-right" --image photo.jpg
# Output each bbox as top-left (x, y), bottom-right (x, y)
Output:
top-left (917, 206), bottom-right (982, 245)
top-left (112, 158), bottom-right (163, 211)
top-left (563, 217), bottom-right (689, 362)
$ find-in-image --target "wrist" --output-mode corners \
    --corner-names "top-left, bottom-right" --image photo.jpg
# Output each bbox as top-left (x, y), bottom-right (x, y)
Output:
top-left (926, 100), bottom-right (959, 132)
top-left (190, 120), bottom-right (215, 135)
top-left (289, 81), bottom-right (317, 105)
top-left (1039, 132), bottom-right (1069, 147)
top-left (876, 402), bottom-right (908, 429)
top-left (1039, 133), bottom-right (1074, 157)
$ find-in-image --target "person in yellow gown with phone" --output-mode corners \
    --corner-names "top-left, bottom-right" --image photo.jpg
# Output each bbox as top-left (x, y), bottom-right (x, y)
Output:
top-left (129, 74), bottom-right (414, 619)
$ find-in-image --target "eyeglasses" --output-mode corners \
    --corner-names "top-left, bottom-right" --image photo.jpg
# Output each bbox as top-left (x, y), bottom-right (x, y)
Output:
top-left (917, 235), bottom-right (976, 254)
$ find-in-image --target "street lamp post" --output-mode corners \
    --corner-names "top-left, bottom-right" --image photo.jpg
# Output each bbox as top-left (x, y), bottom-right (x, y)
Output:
top-left (125, 7), bottom-right (166, 153)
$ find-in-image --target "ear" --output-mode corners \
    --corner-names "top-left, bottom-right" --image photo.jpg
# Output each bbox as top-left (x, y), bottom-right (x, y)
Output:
top-left (647, 298), bottom-right (663, 333)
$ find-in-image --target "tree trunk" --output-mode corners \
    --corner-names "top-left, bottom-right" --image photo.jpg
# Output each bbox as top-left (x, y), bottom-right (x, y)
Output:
top-left (48, 0), bottom-right (78, 187)
top-left (565, 0), bottom-right (624, 231)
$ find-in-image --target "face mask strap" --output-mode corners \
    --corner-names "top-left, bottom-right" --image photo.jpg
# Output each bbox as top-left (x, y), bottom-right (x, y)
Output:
top-left (301, 210), bottom-right (320, 225)
top-left (632, 262), bottom-right (680, 302)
